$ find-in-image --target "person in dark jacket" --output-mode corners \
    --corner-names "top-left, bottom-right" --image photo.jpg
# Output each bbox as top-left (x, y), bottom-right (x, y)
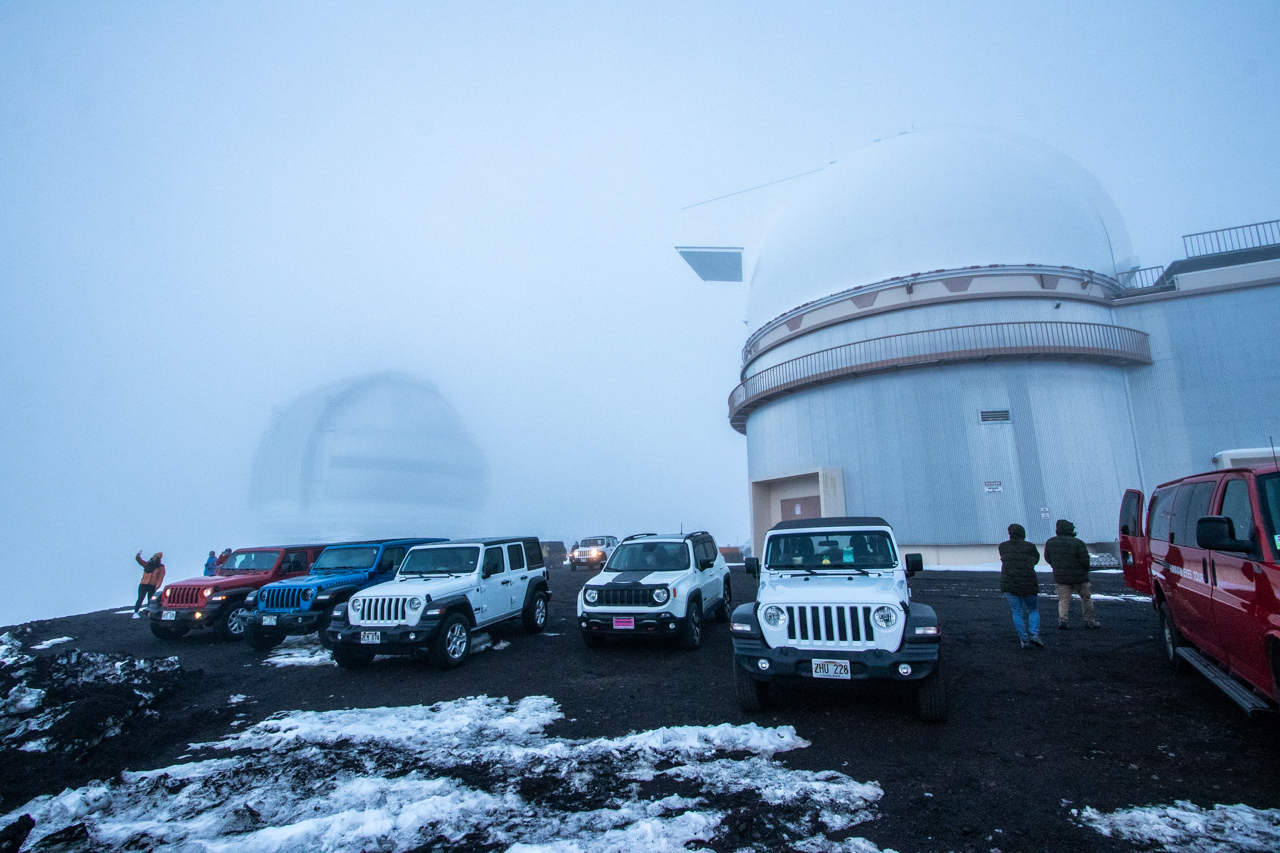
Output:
top-left (133, 551), bottom-right (166, 618)
top-left (1045, 519), bottom-right (1099, 629)
top-left (204, 551), bottom-right (218, 576)
top-left (998, 523), bottom-right (1043, 648)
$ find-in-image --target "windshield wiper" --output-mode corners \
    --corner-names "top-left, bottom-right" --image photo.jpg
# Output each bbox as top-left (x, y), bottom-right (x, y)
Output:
top-left (768, 564), bottom-right (872, 575)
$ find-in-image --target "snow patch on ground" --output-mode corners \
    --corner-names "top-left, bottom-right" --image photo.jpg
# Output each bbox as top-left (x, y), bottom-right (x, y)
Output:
top-left (6, 695), bottom-right (888, 852)
top-left (1081, 800), bottom-right (1280, 852)
top-left (29, 637), bottom-right (74, 650)
top-left (261, 635), bottom-right (336, 668)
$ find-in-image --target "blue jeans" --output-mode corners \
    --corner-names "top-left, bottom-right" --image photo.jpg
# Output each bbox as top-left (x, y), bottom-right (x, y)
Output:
top-left (1004, 593), bottom-right (1040, 642)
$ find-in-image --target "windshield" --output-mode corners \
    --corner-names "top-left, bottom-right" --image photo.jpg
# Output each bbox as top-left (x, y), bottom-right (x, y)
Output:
top-left (606, 541), bottom-right (688, 572)
top-left (581, 538), bottom-right (609, 548)
top-left (765, 532), bottom-right (897, 570)
top-left (312, 547), bottom-right (378, 571)
top-left (399, 546), bottom-right (480, 575)
top-left (224, 550), bottom-right (281, 572)
top-left (1259, 474), bottom-right (1280, 554)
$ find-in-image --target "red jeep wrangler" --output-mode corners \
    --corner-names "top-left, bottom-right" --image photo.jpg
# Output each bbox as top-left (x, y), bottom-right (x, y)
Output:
top-left (1121, 464), bottom-right (1280, 715)
top-left (149, 544), bottom-right (330, 642)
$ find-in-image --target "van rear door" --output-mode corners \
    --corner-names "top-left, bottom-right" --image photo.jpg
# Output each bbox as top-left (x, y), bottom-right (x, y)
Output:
top-left (1119, 489), bottom-right (1150, 594)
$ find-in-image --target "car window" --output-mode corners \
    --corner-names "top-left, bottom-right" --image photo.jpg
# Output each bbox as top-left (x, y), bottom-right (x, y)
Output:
top-left (1149, 489), bottom-right (1174, 541)
top-left (227, 550), bottom-right (282, 571)
top-left (482, 547), bottom-right (505, 576)
top-left (609, 541), bottom-right (689, 571)
top-left (765, 532), bottom-right (897, 569)
top-left (313, 547), bottom-right (379, 571)
top-left (524, 539), bottom-right (544, 567)
top-left (1219, 479), bottom-right (1256, 543)
top-left (400, 546), bottom-right (480, 575)
top-left (1259, 473), bottom-right (1280, 553)
top-left (507, 543), bottom-right (525, 571)
top-left (1119, 491), bottom-right (1142, 537)
top-left (1173, 481), bottom-right (1215, 547)
top-left (283, 551), bottom-right (309, 573)
top-left (379, 546), bottom-right (406, 573)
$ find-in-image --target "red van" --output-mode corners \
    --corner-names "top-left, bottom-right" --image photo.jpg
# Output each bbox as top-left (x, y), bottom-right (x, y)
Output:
top-left (1121, 464), bottom-right (1280, 714)
top-left (149, 544), bottom-right (331, 642)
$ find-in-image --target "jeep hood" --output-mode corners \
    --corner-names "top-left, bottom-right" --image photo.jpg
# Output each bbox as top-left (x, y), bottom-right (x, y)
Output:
top-left (585, 570), bottom-right (690, 588)
top-left (757, 573), bottom-right (906, 605)
top-left (360, 574), bottom-right (476, 599)
top-left (168, 574), bottom-right (267, 592)
top-left (271, 571), bottom-right (370, 591)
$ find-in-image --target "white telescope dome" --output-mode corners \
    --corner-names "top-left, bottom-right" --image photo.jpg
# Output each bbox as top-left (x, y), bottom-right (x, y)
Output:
top-left (747, 127), bottom-right (1134, 330)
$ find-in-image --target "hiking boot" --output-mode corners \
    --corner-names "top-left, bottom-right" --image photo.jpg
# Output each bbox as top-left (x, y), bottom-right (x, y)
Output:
top-left (1058, 621), bottom-right (1069, 630)
top-left (1085, 621), bottom-right (1101, 629)
top-left (1019, 639), bottom-right (1029, 649)
top-left (1029, 635), bottom-right (1044, 648)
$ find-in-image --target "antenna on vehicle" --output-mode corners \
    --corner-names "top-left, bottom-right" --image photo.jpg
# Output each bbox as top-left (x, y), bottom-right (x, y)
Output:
top-left (1271, 436), bottom-right (1278, 471)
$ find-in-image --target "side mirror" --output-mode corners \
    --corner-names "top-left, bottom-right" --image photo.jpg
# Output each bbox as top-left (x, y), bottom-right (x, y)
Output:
top-left (1196, 516), bottom-right (1252, 553)
top-left (1120, 524), bottom-right (1130, 537)
top-left (699, 558), bottom-right (715, 570)
top-left (905, 553), bottom-right (924, 576)
top-left (744, 557), bottom-right (759, 577)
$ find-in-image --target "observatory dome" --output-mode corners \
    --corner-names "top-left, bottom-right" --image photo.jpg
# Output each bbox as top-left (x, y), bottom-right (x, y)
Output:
top-left (747, 127), bottom-right (1135, 330)
top-left (250, 372), bottom-right (488, 539)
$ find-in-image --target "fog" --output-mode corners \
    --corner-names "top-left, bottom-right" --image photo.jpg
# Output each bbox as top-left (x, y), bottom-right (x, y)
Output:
top-left (2, 2), bottom-right (1277, 625)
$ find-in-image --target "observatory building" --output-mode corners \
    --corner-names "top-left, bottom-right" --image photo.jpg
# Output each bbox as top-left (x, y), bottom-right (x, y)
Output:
top-left (685, 128), bottom-right (1280, 560)
top-left (250, 372), bottom-right (489, 540)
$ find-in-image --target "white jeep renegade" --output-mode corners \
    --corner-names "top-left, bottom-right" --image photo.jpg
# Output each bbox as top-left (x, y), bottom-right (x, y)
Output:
top-left (577, 531), bottom-right (730, 650)
top-left (327, 537), bottom-right (549, 669)
top-left (731, 517), bottom-right (945, 722)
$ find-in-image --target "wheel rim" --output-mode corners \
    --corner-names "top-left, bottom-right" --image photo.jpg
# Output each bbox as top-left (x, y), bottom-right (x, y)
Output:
top-left (724, 580), bottom-right (731, 604)
top-left (228, 608), bottom-right (249, 636)
top-left (534, 597), bottom-right (547, 626)
top-left (691, 606), bottom-right (701, 643)
top-left (1163, 613), bottom-right (1175, 659)
top-left (445, 623), bottom-right (468, 659)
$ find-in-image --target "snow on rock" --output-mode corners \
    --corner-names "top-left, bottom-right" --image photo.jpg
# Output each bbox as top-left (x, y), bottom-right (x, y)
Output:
top-left (6, 695), bottom-right (887, 852)
top-left (262, 635), bottom-right (336, 668)
top-left (1081, 801), bottom-right (1280, 852)
top-left (30, 637), bottom-right (75, 650)
top-left (0, 633), bottom-right (182, 756)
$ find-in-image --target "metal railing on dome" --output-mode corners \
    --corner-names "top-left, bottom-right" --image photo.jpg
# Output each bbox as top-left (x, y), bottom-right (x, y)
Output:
top-left (1182, 219), bottom-right (1280, 258)
top-left (1115, 266), bottom-right (1166, 289)
top-left (728, 321), bottom-right (1152, 432)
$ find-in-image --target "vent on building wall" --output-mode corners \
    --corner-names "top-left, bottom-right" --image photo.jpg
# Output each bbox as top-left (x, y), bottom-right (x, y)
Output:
top-left (980, 410), bottom-right (1012, 423)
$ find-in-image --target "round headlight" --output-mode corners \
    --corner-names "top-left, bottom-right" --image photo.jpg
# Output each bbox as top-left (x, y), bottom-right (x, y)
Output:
top-left (202, 587), bottom-right (214, 597)
top-left (873, 606), bottom-right (898, 629)
top-left (350, 598), bottom-right (363, 613)
top-left (408, 597), bottom-right (423, 611)
top-left (301, 588), bottom-right (315, 601)
top-left (762, 605), bottom-right (786, 627)
top-left (652, 588), bottom-right (669, 605)
top-left (584, 588), bottom-right (599, 604)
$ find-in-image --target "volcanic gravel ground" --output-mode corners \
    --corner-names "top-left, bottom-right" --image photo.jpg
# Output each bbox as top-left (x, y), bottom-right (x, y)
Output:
top-left (2, 568), bottom-right (1278, 852)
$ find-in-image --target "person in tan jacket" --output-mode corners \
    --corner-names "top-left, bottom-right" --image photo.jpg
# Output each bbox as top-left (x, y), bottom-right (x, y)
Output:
top-left (134, 551), bottom-right (166, 618)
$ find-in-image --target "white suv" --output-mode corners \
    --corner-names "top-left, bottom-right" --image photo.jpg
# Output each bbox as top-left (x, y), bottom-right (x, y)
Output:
top-left (327, 537), bottom-right (550, 669)
top-left (569, 536), bottom-right (618, 571)
top-left (731, 517), bottom-right (945, 722)
top-left (576, 532), bottom-right (730, 650)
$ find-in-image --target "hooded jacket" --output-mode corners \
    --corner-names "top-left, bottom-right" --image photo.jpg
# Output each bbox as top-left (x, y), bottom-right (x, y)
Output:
top-left (998, 524), bottom-right (1041, 596)
top-left (136, 553), bottom-right (166, 588)
top-left (1044, 520), bottom-right (1091, 585)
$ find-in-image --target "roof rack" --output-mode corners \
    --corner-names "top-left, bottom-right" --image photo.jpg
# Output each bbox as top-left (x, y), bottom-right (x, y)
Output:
top-left (682, 530), bottom-right (710, 540)
top-left (621, 533), bottom-right (658, 543)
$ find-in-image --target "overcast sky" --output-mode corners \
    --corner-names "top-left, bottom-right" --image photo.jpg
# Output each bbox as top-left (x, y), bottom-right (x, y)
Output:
top-left (2, 2), bottom-right (1277, 624)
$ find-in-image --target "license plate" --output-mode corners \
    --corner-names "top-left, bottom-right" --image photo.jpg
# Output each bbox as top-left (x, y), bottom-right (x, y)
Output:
top-left (360, 631), bottom-right (381, 644)
top-left (161, 611), bottom-right (176, 621)
top-left (262, 615), bottom-right (276, 626)
top-left (812, 659), bottom-right (851, 680)
top-left (612, 617), bottom-right (634, 630)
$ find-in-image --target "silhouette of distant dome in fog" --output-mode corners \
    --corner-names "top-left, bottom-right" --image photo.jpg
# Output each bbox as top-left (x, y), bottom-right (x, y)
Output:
top-left (251, 372), bottom-right (488, 539)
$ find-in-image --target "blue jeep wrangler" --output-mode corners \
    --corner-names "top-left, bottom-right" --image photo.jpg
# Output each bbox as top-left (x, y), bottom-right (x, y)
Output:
top-left (243, 538), bottom-right (446, 651)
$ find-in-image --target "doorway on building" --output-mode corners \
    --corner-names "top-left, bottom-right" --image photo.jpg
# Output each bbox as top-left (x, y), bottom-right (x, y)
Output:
top-left (783, 496), bottom-right (821, 520)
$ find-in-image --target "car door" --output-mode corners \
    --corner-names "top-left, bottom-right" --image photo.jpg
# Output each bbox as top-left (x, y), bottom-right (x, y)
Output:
top-left (693, 536), bottom-right (721, 606)
top-left (1208, 476), bottom-right (1270, 688)
top-left (504, 543), bottom-right (530, 616)
top-left (473, 546), bottom-right (508, 625)
top-left (282, 549), bottom-right (310, 578)
top-left (1119, 489), bottom-right (1150, 594)
top-left (1167, 479), bottom-right (1224, 659)
top-left (376, 546), bottom-right (406, 580)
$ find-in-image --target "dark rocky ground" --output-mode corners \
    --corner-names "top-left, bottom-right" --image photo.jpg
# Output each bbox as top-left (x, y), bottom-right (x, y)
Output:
top-left (2, 566), bottom-right (1277, 853)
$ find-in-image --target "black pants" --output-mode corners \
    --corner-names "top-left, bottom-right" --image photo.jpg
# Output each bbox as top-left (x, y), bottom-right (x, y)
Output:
top-left (135, 583), bottom-right (157, 611)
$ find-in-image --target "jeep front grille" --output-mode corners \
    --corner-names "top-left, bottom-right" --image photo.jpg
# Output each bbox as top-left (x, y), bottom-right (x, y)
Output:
top-left (786, 605), bottom-right (876, 646)
top-left (355, 597), bottom-right (410, 624)
top-left (598, 587), bottom-right (659, 607)
top-left (260, 587), bottom-right (303, 611)
top-left (166, 587), bottom-right (200, 607)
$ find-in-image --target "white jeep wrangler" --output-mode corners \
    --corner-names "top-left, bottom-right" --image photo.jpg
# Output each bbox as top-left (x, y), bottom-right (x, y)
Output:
top-left (577, 531), bottom-right (730, 649)
top-left (327, 537), bottom-right (549, 669)
top-left (731, 517), bottom-right (945, 722)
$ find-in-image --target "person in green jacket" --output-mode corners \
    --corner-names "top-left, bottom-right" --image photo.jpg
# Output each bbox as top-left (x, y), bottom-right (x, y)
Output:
top-left (1045, 519), bottom-right (1100, 629)
top-left (998, 523), bottom-right (1043, 649)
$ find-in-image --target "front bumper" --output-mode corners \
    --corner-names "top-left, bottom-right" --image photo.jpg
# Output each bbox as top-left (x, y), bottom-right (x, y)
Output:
top-left (732, 636), bottom-right (940, 682)
top-left (579, 609), bottom-right (685, 637)
top-left (570, 558), bottom-right (605, 569)
top-left (328, 619), bottom-right (441, 655)
top-left (149, 604), bottom-right (223, 630)
top-left (246, 610), bottom-right (325, 634)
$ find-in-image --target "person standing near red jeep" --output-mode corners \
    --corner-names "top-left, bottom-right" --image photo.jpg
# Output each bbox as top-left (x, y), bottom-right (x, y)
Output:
top-left (134, 551), bottom-right (166, 619)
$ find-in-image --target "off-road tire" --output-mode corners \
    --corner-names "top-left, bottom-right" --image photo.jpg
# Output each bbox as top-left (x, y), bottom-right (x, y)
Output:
top-left (1160, 602), bottom-right (1185, 673)
top-left (245, 624), bottom-right (284, 652)
top-left (677, 599), bottom-right (703, 651)
top-left (713, 578), bottom-right (732, 622)
top-left (916, 663), bottom-right (948, 723)
top-left (149, 623), bottom-right (188, 641)
top-left (734, 662), bottom-right (769, 711)
top-left (582, 631), bottom-right (607, 648)
top-left (430, 613), bottom-right (471, 669)
top-left (332, 645), bottom-right (375, 670)
top-left (316, 607), bottom-right (335, 649)
top-left (214, 603), bottom-right (253, 642)
top-left (522, 589), bottom-right (549, 633)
